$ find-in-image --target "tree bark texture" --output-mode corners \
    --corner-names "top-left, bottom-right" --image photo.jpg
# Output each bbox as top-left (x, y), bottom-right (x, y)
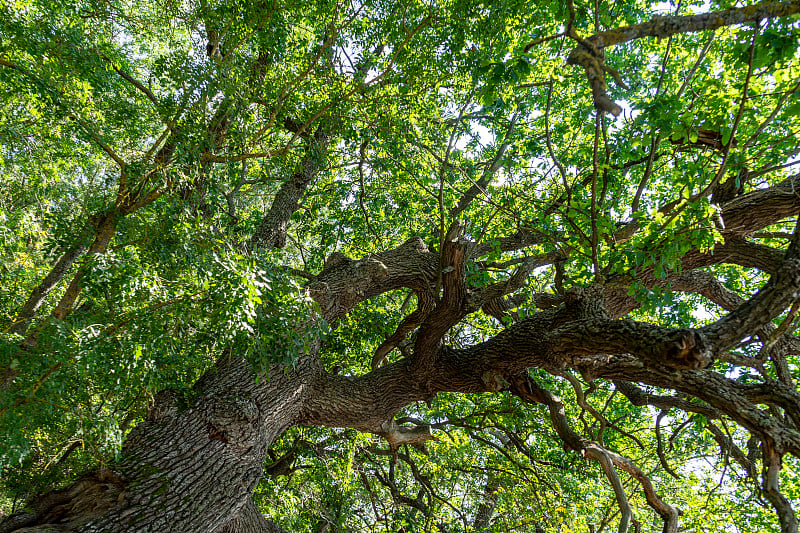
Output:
top-left (249, 127), bottom-right (331, 251)
top-left (0, 357), bottom-right (311, 533)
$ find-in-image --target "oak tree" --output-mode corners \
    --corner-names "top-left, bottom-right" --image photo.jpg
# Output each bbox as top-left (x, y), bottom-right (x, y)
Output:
top-left (2, 0), bottom-right (800, 531)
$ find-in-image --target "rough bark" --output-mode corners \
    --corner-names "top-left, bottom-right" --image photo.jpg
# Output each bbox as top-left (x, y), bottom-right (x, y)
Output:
top-left (4, 242), bottom-right (800, 531)
top-left (472, 478), bottom-right (500, 531)
top-left (249, 126), bottom-right (330, 251)
top-left (1, 355), bottom-right (313, 533)
top-left (217, 499), bottom-right (288, 533)
top-left (721, 172), bottom-right (800, 236)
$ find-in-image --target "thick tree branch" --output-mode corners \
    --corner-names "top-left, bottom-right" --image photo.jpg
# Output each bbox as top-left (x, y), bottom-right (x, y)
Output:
top-left (472, 250), bottom-right (567, 309)
top-left (372, 290), bottom-right (435, 369)
top-left (614, 380), bottom-right (721, 419)
top-left (701, 256), bottom-right (800, 352)
top-left (722, 172), bottom-right (800, 236)
top-left (414, 224), bottom-right (470, 366)
top-left (9, 237), bottom-right (88, 336)
top-left (601, 365), bottom-right (800, 456)
top-left (309, 237), bottom-right (437, 323)
top-left (566, 0), bottom-right (800, 114)
top-left (586, 0), bottom-right (800, 49)
top-left (469, 227), bottom-right (548, 257)
top-left (249, 126), bottom-right (331, 250)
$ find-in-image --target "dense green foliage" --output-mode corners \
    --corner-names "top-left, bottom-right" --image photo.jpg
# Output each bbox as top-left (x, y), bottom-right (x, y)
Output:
top-left (2, 0), bottom-right (800, 530)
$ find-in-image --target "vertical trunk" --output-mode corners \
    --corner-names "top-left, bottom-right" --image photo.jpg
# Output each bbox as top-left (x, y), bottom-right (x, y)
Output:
top-left (86, 357), bottom-right (310, 533)
top-left (472, 478), bottom-right (499, 531)
top-left (217, 500), bottom-right (288, 533)
top-left (249, 128), bottom-right (330, 251)
top-left (1, 356), bottom-right (315, 533)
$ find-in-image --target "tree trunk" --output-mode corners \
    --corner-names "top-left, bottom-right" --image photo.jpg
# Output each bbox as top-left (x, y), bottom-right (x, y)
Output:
top-left (217, 499), bottom-right (288, 533)
top-left (1, 356), bottom-right (314, 533)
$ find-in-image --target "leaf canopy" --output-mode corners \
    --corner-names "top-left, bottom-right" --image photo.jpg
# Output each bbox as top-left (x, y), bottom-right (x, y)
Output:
top-left (2, 0), bottom-right (800, 530)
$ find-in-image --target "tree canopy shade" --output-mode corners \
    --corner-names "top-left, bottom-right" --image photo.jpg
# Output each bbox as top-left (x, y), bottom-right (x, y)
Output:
top-left (2, 0), bottom-right (800, 530)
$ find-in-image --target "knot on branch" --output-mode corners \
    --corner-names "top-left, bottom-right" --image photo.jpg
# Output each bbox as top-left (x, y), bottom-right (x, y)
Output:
top-left (323, 251), bottom-right (350, 270)
top-left (533, 292), bottom-right (565, 309)
top-left (401, 235), bottom-right (430, 253)
top-left (481, 370), bottom-right (510, 392)
top-left (566, 45), bottom-right (628, 116)
top-left (319, 252), bottom-right (389, 282)
top-left (208, 397), bottom-right (260, 448)
top-left (146, 388), bottom-right (181, 422)
top-left (551, 286), bottom-right (608, 328)
top-left (481, 294), bottom-right (525, 323)
top-left (379, 419), bottom-right (437, 454)
top-left (660, 330), bottom-right (713, 370)
top-left (357, 257), bottom-right (389, 279)
top-left (309, 236), bottom-right (435, 322)
top-left (565, 286), bottom-right (607, 314)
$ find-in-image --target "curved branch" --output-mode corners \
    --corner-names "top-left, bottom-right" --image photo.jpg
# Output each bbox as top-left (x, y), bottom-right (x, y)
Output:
top-left (566, 0), bottom-right (800, 114)
top-left (614, 380), bottom-right (721, 419)
top-left (309, 237), bottom-right (438, 322)
top-left (701, 257), bottom-right (800, 352)
top-left (510, 376), bottom-right (679, 532)
top-left (589, 0), bottom-right (800, 49)
top-left (372, 290), bottom-right (435, 369)
top-left (721, 172), bottom-right (800, 236)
